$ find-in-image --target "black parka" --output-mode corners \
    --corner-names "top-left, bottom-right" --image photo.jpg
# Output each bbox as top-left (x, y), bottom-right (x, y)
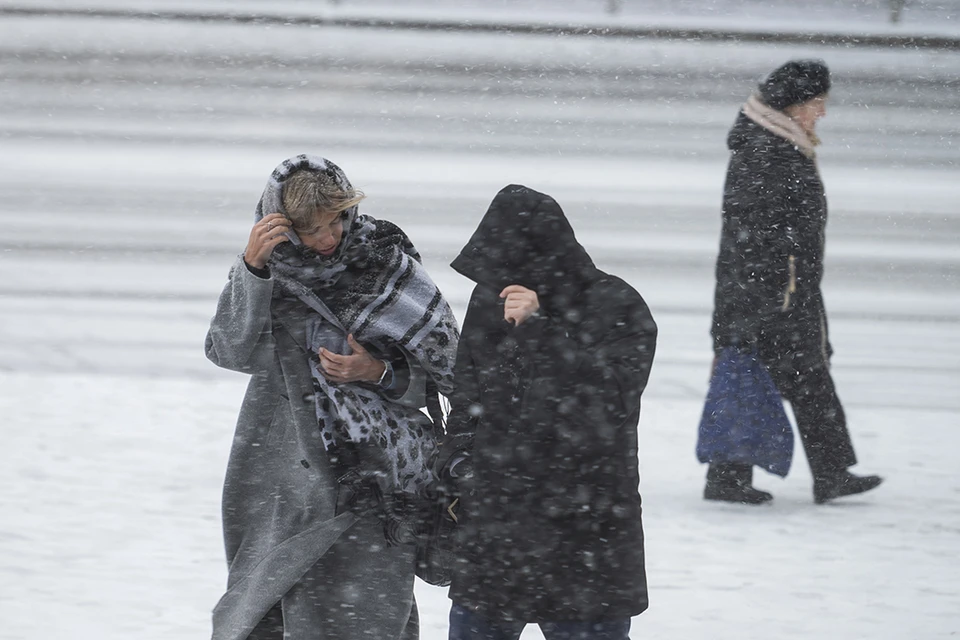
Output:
top-left (712, 111), bottom-right (831, 366)
top-left (441, 185), bottom-right (657, 622)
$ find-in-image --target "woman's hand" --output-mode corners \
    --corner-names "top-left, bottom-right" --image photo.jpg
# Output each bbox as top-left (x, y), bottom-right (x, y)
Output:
top-left (500, 285), bottom-right (540, 326)
top-left (319, 334), bottom-right (386, 384)
top-left (244, 213), bottom-right (291, 269)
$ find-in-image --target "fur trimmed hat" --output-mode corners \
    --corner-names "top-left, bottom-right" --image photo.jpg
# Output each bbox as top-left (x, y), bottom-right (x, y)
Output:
top-left (758, 59), bottom-right (831, 110)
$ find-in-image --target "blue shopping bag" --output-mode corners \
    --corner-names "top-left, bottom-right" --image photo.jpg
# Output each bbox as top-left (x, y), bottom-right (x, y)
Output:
top-left (696, 348), bottom-right (794, 477)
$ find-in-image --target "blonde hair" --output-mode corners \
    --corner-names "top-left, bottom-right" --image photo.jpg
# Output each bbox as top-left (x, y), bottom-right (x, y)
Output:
top-left (282, 169), bottom-right (365, 232)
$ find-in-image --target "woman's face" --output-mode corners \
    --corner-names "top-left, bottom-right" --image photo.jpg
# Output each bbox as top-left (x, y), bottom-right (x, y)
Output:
top-left (296, 209), bottom-right (346, 257)
top-left (786, 94), bottom-right (828, 135)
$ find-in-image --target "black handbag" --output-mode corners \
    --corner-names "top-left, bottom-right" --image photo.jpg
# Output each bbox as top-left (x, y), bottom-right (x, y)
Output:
top-left (414, 485), bottom-right (459, 586)
top-left (415, 381), bottom-right (460, 586)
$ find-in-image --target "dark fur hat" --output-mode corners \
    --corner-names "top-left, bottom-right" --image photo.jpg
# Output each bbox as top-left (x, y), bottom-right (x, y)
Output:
top-left (758, 59), bottom-right (831, 110)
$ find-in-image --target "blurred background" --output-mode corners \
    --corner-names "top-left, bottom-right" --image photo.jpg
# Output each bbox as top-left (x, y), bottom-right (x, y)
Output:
top-left (1, 1), bottom-right (959, 639)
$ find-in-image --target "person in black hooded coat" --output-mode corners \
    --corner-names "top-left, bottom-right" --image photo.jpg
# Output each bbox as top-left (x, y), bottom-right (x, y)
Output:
top-left (707, 59), bottom-right (882, 505)
top-left (439, 185), bottom-right (657, 640)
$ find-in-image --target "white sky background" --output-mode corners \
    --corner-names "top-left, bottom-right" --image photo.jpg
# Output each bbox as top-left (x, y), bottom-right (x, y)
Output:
top-left (1, 4), bottom-right (958, 639)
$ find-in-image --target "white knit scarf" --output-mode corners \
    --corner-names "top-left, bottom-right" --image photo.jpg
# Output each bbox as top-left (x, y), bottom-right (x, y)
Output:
top-left (742, 93), bottom-right (820, 159)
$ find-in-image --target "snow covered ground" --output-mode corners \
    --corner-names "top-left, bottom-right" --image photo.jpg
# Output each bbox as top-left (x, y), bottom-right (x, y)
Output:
top-left (1, 7), bottom-right (959, 640)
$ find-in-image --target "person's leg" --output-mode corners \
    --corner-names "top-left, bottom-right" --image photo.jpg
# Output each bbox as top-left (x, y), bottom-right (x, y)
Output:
top-left (704, 462), bottom-right (772, 504)
top-left (757, 330), bottom-right (881, 502)
top-left (246, 602), bottom-right (284, 640)
top-left (768, 364), bottom-right (882, 502)
top-left (281, 513), bottom-right (417, 640)
top-left (789, 367), bottom-right (857, 476)
top-left (448, 603), bottom-right (524, 640)
top-left (401, 596), bottom-right (420, 640)
top-left (772, 364), bottom-right (857, 478)
top-left (540, 619), bottom-right (632, 640)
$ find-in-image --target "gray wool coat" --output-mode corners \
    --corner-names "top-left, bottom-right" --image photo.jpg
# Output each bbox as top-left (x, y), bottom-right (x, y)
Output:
top-left (205, 256), bottom-right (424, 640)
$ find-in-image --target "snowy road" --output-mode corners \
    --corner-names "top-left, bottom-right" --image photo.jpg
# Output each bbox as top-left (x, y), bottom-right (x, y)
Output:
top-left (1, 12), bottom-right (959, 640)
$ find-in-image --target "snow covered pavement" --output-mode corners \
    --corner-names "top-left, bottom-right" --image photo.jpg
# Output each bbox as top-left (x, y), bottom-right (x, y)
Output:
top-left (2, 370), bottom-right (958, 639)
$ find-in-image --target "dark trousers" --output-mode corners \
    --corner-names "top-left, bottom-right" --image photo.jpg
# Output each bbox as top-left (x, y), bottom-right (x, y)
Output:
top-left (710, 322), bottom-right (857, 484)
top-left (449, 604), bottom-right (631, 640)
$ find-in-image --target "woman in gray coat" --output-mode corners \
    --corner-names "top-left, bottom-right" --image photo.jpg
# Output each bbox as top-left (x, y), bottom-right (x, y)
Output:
top-left (205, 154), bottom-right (459, 640)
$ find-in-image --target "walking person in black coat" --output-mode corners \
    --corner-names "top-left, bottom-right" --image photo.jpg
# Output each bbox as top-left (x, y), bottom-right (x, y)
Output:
top-left (706, 60), bottom-right (883, 505)
top-left (438, 185), bottom-right (657, 640)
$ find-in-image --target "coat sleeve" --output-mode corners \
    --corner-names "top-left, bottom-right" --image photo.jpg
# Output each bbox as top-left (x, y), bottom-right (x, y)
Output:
top-left (205, 255), bottom-right (278, 373)
top-left (713, 152), bottom-right (811, 351)
top-left (379, 347), bottom-right (427, 409)
top-left (435, 303), bottom-right (482, 475)
top-left (519, 281), bottom-right (657, 427)
top-left (744, 186), bottom-right (803, 306)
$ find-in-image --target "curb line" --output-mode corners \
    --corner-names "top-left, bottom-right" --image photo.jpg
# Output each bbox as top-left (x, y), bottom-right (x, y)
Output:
top-left (2, 5), bottom-right (959, 50)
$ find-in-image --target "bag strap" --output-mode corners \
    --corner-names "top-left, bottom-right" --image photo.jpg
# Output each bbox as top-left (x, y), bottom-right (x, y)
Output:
top-left (424, 378), bottom-right (445, 435)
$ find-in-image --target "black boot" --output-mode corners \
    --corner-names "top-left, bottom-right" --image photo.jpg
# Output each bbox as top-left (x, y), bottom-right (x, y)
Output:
top-left (814, 470), bottom-right (883, 504)
top-left (704, 463), bottom-right (773, 505)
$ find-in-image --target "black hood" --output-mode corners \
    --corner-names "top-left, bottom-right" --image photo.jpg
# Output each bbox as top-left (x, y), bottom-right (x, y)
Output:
top-left (452, 184), bottom-right (598, 307)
